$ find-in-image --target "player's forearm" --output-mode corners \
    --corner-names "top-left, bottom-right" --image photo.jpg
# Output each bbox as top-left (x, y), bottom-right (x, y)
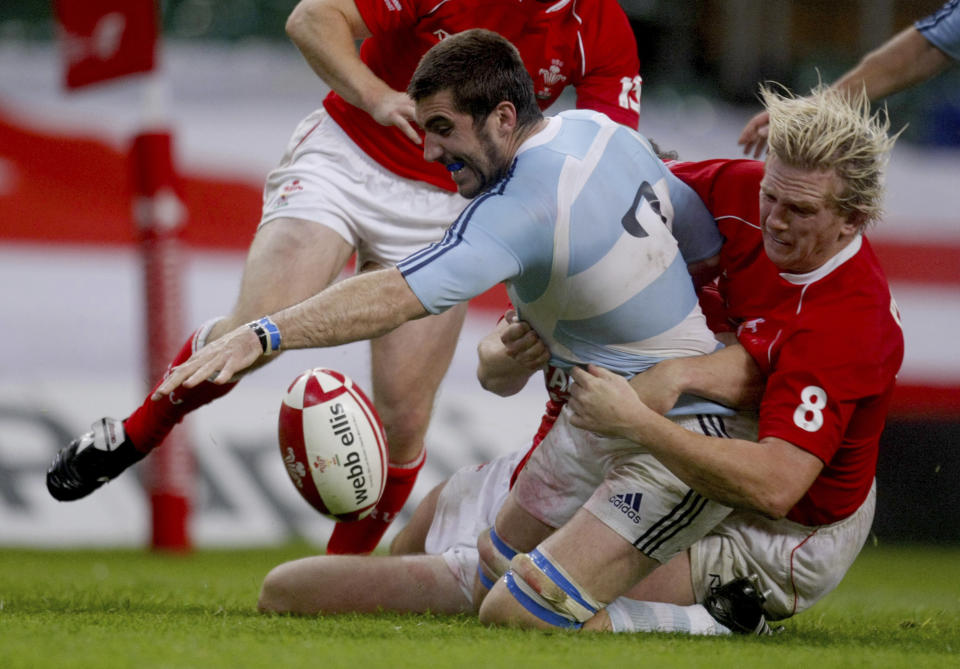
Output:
top-left (640, 344), bottom-right (764, 411)
top-left (272, 267), bottom-right (427, 350)
top-left (286, 0), bottom-right (389, 112)
top-left (833, 27), bottom-right (953, 101)
top-left (622, 416), bottom-right (802, 517)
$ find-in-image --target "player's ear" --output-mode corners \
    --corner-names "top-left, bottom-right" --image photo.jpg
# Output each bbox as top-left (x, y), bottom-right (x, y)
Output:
top-left (841, 209), bottom-right (867, 236)
top-left (493, 101), bottom-right (518, 136)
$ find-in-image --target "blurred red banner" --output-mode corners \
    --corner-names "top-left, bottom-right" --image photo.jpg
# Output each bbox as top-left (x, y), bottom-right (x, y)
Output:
top-left (54, 0), bottom-right (157, 89)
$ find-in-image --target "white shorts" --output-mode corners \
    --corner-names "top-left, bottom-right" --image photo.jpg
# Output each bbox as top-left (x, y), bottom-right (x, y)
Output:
top-left (513, 408), bottom-right (759, 564)
top-left (690, 480), bottom-right (876, 620)
top-left (260, 108), bottom-right (470, 268)
top-left (424, 450), bottom-right (525, 604)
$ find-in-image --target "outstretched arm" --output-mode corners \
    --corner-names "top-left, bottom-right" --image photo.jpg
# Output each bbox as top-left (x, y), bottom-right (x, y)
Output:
top-left (738, 24), bottom-right (954, 157)
top-left (832, 25), bottom-right (954, 102)
top-left (154, 267), bottom-right (427, 396)
top-left (286, 0), bottom-right (421, 144)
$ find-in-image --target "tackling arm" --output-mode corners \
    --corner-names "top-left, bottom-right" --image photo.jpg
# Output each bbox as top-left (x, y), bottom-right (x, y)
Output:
top-left (286, 0), bottom-right (422, 143)
top-left (568, 365), bottom-right (822, 518)
top-left (629, 342), bottom-right (765, 415)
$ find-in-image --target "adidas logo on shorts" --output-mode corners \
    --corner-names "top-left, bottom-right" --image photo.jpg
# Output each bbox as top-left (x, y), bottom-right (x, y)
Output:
top-left (609, 492), bottom-right (643, 524)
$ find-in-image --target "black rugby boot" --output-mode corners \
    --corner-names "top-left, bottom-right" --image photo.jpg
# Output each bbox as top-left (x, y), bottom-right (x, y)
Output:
top-left (47, 417), bottom-right (146, 501)
top-left (703, 574), bottom-right (775, 635)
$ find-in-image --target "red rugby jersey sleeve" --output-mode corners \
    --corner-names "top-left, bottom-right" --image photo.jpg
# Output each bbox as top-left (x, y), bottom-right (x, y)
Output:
top-left (670, 159), bottom-right (762, 208)
top-left (353, 0), bottom-right (421, 34)
top-left (573, 0), bottom-right (641, 128)
top-left (670, 161), bottom-right (719, 203)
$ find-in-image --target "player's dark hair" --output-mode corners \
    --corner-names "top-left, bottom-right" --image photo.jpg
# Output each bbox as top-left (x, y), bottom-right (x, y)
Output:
top-left (408, 29), bottom-right (543, 130)
top-left (648, 138), bottom-right (678, 162)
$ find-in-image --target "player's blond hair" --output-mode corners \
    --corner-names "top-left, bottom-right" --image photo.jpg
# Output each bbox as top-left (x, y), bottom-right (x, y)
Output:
top-left (762, 82), bottom-right (900, 226)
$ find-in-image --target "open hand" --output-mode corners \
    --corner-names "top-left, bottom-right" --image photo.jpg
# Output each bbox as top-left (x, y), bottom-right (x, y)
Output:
top-left (153, 325), bottom-right (262, 400)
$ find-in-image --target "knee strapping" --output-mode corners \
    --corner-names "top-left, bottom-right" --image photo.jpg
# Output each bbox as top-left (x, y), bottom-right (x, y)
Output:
top-left (504, 547), bottom-right (606, 628)
top-left (476, 527), bottom-right (518, 590)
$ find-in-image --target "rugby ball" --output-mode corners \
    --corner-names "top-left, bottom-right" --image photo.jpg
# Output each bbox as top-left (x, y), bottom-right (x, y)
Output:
top-left (278, 368), bottom-right (388, 521)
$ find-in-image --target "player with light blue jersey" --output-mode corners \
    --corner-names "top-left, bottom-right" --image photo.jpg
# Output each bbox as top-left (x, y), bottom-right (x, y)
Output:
top-left (917, 0), bottom-right (960, 60)
top-left (155, 31), bottom-right (761, 633)
top-left (400, 109), bottom-right (723, 382)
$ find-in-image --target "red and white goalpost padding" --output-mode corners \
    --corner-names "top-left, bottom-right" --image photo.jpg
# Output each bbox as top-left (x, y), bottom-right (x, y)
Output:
top-left (56, 1), bottom-right (193, 550)
top-left (131, 131), bottom-right (194, 551)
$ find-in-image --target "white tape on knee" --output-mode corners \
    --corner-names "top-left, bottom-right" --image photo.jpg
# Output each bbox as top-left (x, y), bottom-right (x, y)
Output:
top-left (481, 526), bottom-right (519, 580)
top-left (511, 547), bottom-right (606, 623)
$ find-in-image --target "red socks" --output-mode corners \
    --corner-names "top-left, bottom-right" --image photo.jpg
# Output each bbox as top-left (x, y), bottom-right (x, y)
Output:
top-left (125, 323), bottom-right (424, 556)
top-left (123, 328), bottom-right (237, 453)
top-left (326, 450), bottom-right (426, 554)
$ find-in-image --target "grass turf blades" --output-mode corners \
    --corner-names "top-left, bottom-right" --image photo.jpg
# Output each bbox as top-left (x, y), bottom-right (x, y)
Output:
top-left (1, 542), bottom-right (958, 669)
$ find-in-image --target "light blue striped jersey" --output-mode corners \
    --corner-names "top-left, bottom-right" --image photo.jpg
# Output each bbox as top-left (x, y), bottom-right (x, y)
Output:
top-left (399, 110), bottom-right (724, 386)
top-left (917, 0), bottom-right (960, 60)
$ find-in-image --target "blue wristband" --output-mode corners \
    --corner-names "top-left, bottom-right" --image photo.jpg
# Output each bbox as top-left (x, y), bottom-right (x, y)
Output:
top-left (248, 316), bottom-right (282, 355)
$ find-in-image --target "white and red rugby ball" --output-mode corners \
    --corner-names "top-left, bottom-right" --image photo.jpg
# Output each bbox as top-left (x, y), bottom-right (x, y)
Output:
top-left (278, 368), bottom-right (388, 521)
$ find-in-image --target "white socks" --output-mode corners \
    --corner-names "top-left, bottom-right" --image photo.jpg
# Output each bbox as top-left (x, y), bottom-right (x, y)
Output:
top-left (605, 598), bottom-right (732, 636)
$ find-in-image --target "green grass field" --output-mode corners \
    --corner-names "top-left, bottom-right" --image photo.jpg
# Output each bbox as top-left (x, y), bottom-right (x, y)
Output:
top-left (2, 541), bottom-right (958, 669)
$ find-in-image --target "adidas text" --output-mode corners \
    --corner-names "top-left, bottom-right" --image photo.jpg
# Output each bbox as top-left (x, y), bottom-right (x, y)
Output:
top-left (609, 493), bottom-right (642, 524)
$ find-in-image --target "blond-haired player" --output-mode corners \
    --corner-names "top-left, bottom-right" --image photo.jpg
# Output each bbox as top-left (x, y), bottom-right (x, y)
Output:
top-left (476, 83), bottom-right (904, 632)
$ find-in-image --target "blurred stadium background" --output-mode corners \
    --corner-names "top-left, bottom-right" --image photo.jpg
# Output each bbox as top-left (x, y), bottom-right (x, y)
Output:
top-left (1, 0), bottom-right (958, 550)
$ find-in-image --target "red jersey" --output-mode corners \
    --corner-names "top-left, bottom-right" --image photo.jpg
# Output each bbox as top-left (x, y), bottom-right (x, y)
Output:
top-left (325, 0), bottom-right (642, 191)
top-left (672, 159), bottom-right (904, 526)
